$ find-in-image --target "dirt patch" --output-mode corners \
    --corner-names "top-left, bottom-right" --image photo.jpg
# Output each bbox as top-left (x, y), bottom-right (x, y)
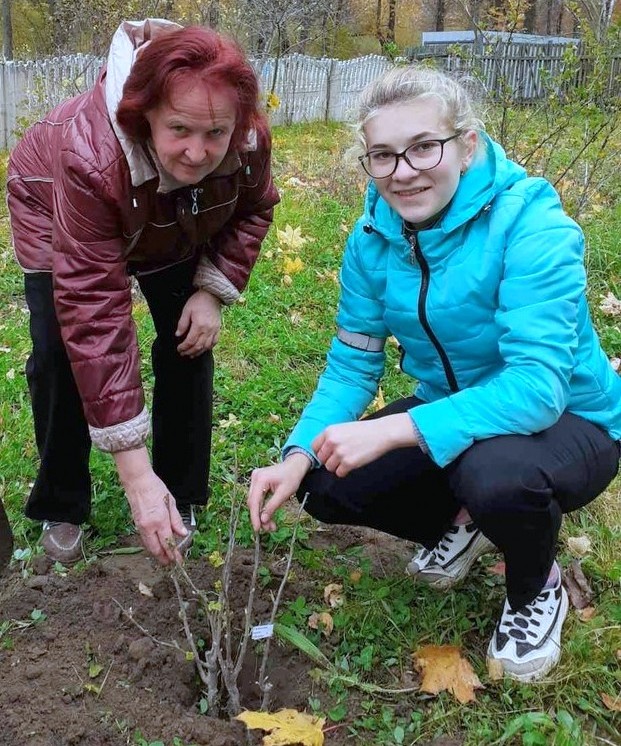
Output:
top-left (0, 524), bottom-right (441, 746)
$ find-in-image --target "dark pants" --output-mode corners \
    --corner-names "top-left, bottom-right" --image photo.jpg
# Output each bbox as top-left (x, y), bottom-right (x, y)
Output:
top-left (299, 396), bottom-right (620, 610)
top-left (23, 258), bottom-right (213, 525)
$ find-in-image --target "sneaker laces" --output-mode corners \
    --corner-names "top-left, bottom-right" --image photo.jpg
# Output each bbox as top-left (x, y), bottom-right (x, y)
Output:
top-left (431, 523), bottom-right (479, 566)
top-left (497, 582), bottom-right (561, 648)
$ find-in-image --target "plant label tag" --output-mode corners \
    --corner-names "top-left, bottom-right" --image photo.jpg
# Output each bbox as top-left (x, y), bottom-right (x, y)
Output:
top-left (251, 623), bottom-right (274, 640)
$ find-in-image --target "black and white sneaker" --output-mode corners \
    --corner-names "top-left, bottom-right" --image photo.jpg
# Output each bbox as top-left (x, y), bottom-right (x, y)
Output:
top-left (487, 569), bottom-right (569, 682)
top-left (176, 504), bottom-right (197, 554)
top-left (406, 522), bottom-right (496, 589)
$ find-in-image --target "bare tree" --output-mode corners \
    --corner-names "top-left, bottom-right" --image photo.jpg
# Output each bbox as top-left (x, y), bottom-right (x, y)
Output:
top-left (2, 0), bottom-right (12, 59)
top-left (435, 0), bottom-right (446, 31)
top-left (573, 0), bottom-right (618, 39)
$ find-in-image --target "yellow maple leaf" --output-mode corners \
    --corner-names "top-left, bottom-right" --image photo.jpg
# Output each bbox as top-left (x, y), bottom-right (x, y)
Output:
top-left (413, 644), bottom-right (484, 704)
top-left (277, 224), bottom-right (308, 251)
top-left (283, 255), bottom-right (305, 275)
top-left (236, 708), bottom-right (325, 746)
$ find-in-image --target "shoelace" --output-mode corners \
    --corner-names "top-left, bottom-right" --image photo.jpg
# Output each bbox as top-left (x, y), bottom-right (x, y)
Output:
top-left (432, 524), bottom-right (460, 564)
top-left (501, 592), bottom-right (548, 641)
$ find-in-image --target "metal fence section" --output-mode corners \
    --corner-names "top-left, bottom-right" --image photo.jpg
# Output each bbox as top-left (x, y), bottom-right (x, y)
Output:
top-left (0, 46), bottom-right (619, 148)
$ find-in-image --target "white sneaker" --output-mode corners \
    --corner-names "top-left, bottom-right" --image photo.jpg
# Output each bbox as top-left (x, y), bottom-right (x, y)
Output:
top-left (406, 522), bottom-right (496, 589)
top-left (487, 570), bottom-right (569, 682)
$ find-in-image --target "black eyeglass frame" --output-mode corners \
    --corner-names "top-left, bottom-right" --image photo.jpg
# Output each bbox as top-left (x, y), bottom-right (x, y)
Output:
top-left (358, 133), bottom-right (462, 179)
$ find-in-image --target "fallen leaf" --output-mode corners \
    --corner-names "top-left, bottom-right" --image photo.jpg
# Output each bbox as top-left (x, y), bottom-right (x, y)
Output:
top-left (283, 255), bottom-right (305, 275)
top-left (611, 357), bottom-right (620, 372)
top-left (601, 693), bottom-right (621, 712)
top-left (562, 560), bottom-right (594, 610)
top-left (599, 291), bottom-right (621, 316)
top-left (268, 413), bottom-right (281, 423)
top-left (576, 606), bottom-right (596, 622)
top-left (371, 387), bottom-right (386, 412)
top-left (349, 569), bottom-right (362, 584)
top-left (567, 535), bottom-right (591, 557)
top-left (487, 657), bottom-right (504, 681)
top-left (308, 611), bottom-right (334, 637)
top-left (138, 582), bottom-right (153, 597)
top-left (323, 583), bottom-right (344, 608)
top-left (413, 644), bottom-right (484, 704)
top-left (277, 224), bottom-right (308, 251)
top-left (6, 368), bottom-right (15, 380)
top-left (236, 708), bottom-right (325, 746)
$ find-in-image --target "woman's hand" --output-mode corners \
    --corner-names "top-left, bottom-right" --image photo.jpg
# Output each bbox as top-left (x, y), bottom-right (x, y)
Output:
top-left (247, 453), bottom-right (312, 532)
top-left (312, 413), bottom-right (418, 477)
top-left (176, 289), bottom-right (222, 357)
top-left (113, 448), bottom-right (187, 564)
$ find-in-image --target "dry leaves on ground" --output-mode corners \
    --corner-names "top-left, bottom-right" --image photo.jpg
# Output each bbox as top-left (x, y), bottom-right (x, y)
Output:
top-left (413, 645), bottom-right (484, 704)
top-left (562, 559), bottom-right (594, 610)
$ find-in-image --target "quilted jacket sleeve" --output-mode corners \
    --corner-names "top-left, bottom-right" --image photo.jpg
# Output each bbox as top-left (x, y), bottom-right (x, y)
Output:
top-left (284, 228), bottom-right (389, 457)
top-left (52, 145), bottom-right (149, 452)
top-left (192, 126), bottom-right (280, 304)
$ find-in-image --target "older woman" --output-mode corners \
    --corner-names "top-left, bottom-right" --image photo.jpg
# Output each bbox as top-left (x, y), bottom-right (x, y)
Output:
top-left (8, 19), bottom-right (279, 565)
top-left (248, 65), bottom-right (620, 683)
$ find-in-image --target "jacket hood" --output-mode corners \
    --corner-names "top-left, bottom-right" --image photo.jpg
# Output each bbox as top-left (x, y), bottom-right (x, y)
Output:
top-left (105, 18), bottom-right (182, 188)
top-left (362, 132), bottom-right (527, 241)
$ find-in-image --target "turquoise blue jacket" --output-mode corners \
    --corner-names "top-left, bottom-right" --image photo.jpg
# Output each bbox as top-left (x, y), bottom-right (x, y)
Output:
top-left (285, 134), bottom-right (621, 467)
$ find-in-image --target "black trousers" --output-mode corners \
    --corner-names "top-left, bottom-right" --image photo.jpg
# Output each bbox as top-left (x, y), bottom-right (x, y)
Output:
top-left (298, 396), bottom-right (620, 610)
top-left (23, 258), bottom-right (213, 525)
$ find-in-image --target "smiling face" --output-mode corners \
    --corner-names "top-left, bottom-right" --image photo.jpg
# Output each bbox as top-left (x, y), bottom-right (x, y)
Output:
top-left (363, 97), bottom-right (477, 224)
top-left (145, 82), bottom-right (237, 185)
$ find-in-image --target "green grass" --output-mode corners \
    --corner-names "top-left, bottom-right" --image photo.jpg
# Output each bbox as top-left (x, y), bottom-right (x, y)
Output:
top-left (1, 116), bottom-right (620, 745)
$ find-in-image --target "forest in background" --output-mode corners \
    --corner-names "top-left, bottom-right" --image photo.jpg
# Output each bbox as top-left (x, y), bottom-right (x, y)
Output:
top-left (1, 0), bottom-right (620, 61)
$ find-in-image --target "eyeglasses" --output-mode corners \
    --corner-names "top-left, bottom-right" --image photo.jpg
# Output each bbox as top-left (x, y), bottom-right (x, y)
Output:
top-left (358, 134), bottom-right (461, 179)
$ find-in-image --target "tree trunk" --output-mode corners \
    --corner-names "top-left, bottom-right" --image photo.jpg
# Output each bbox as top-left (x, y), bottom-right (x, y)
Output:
top-left (435, 0), bottom-right (445, 31)
top-left (207, 0), bottom-right (220, 29)
top-left (2, 0), bottom-right (12, 59)
top-left (376, 0), bottom-right (385, 45)
top-left (523, 0), bottom-right (537, 33)
top-left (387, 0), bottom-right (396, 43)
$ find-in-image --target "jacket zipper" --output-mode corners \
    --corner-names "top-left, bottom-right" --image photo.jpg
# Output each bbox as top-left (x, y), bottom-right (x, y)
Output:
top-left (190, 188), bottom-right (203, 216)
top-left (408, 230), bottom-right (459, 393)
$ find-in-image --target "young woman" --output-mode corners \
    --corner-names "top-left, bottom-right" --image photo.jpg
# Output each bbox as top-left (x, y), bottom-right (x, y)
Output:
top-left (247, 65), bottom-right (621, 682)
top-left (8, 19), bottom-right (279, 565)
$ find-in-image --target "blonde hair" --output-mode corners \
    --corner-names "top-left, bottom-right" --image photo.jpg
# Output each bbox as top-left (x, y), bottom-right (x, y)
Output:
top-left (350, 64), bottom-right (485, 160)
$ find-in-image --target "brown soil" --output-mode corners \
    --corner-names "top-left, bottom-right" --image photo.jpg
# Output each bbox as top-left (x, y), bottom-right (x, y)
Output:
top-left (0, 524), bottom-right (451, 746)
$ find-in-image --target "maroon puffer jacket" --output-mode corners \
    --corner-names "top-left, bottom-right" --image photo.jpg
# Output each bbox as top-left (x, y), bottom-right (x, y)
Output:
top-left (7, 66), bottom-right (279, 452)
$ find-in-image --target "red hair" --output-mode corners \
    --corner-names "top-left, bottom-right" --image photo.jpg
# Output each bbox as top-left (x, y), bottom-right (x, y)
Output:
top-left (116, 26), bottom-right (267, 151)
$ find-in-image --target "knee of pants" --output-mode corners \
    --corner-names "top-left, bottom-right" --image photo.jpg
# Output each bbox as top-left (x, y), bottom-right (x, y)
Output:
top-left (455, 460), bottom-right (552, 519)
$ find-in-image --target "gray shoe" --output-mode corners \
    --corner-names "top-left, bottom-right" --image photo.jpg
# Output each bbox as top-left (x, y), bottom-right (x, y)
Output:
top-left (41, 521), bottom-right (83, 564)
top-left (407, 522), bottom-right (496, 589)
top-left (176, 505), bottom-right (197, 554)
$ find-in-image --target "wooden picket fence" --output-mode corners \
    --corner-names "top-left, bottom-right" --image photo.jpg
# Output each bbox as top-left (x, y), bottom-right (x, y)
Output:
top-left (0, 45), bottom-right (619, 149)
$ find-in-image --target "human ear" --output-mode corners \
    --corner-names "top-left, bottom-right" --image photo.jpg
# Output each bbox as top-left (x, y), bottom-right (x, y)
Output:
top-left (460, 130), bottom-right (479, 170)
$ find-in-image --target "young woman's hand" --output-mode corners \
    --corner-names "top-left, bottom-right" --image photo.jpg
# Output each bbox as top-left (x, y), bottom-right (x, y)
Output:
top-left (247, 453), bottom-right (312, 532)
top-left (113, 448), bottom-right (187, 564)
top-left (176, 289), bottom-right (222, 357)
top-left (312, 413), bottom-right (418, 477)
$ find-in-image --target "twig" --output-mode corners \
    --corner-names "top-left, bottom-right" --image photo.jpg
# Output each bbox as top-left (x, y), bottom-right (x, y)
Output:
top-left (258, 492), bottom-right (309, 710)
top-left (111, 598), bottom-right (181, 651)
